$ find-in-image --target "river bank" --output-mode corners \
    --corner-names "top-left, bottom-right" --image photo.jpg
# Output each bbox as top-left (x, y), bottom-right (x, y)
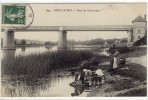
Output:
top-left (87, 45), bottom-right (147, 97)
top-left (1, 45), bottom-right (146, 97)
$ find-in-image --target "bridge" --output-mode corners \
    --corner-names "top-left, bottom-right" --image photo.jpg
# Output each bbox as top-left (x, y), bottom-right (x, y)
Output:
top-left (1, 15), bottom-right (147, 50)
top-left (1, 25), bottom-right (132, 31)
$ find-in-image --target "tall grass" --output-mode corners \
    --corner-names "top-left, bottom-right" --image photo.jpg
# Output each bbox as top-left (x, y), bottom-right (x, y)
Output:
top-left (1, 50), bottom-right (108, 81)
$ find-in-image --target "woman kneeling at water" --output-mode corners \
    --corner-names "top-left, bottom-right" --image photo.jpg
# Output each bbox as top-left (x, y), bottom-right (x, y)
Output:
top-left (83, 69), bottom-right (92, 85)
top-left (74, 72), bottom-right (85, 84)
top-left (74, 69), bottom-right (92, 85)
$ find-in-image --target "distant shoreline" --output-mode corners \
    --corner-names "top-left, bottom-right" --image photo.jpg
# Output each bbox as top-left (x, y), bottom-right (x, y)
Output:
top-left (15, 44), bottom-right (55, 48)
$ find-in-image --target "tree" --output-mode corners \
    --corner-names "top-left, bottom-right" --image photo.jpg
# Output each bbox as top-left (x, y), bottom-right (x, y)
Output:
top-left (45, 41), bottom-right (55, 45)
top-left (21, 39), bottom-right (26, 45)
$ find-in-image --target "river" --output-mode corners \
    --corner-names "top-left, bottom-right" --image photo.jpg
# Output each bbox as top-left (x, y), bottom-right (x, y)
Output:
top-left (1, 45), bottom-right (110, 97)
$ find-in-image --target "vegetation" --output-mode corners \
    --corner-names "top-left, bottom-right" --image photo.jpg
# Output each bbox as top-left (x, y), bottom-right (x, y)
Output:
top-left (115, 63), bottom-right (146, 81)
top-left (120, 46), bottom-right (146, 58)
top-left (21, 39), bottom-right (26, 45)
top-left (105, 78), bottom-right (135, 93)
top-left (44, 41), bottom-right (55, 45)
top-left (109, 45), bottom-right (135, 54)
top-left (13, 37), bottom-right (128, 47)
top-left (116, 88), bottom-right (147, 96)
top-left (68, 38), bottom-right (127, 46)
top-left (1, 50), bottom-right (108, 81)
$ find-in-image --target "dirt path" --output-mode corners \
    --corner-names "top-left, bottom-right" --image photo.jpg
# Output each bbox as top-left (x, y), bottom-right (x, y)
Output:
top-left (127, 55), bottom-right (147, 67)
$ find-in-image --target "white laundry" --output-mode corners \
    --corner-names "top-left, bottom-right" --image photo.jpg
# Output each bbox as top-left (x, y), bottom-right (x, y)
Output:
top-left (95, 69), bottom-right (104, 76)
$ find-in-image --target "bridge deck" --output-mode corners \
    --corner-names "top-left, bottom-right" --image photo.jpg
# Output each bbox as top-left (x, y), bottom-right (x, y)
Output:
top-left (1, 25), bottom-right (132, 32)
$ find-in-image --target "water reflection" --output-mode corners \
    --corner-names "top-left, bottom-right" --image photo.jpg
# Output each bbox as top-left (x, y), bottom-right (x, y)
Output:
top-left (2, 72), bottom-right (80, 97)
top-left (45, 45), bottom-right (53, 50)
top-left (2, 50), bottom-right (15, 60)
top-left (21, 46), bottom-right (26, 52)
top-left (71, 86), bottom-right (85, 96)
top-left (1, 63), bottom-right (91, 97)
top-left (1, 45), bottom-right (109, 58)
top-left (15, 46), bottom-right (57, 56)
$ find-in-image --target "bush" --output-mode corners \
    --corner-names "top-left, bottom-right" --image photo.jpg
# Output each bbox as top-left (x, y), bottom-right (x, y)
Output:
top-left (109, 46), bottom-right (135, 54)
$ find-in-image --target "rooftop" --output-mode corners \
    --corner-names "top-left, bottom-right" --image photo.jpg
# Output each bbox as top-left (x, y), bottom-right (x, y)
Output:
top-left (132, 15), bottom-right (146, 22)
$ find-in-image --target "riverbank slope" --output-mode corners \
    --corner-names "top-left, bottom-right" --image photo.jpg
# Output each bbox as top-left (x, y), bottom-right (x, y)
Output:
top-left (87, 45), bottom-right (147, 97)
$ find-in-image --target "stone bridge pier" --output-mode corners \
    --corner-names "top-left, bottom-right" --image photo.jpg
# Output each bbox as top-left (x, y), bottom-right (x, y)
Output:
top-left (2, 29), bottom-right (15, 50)
top-left (127, 30), bottom-right (133, 42)
top-left (57, 28), bottom-right (67, 49)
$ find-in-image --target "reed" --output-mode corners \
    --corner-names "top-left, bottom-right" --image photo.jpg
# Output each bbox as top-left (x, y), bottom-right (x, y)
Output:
top-left (2, 50), bottom-right (108, 81)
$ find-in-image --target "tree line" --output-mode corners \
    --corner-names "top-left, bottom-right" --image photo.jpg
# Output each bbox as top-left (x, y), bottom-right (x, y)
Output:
top-left (1, 38), bottom-right (127, 46)
top-left (68, 38), bottom-right (127, 46)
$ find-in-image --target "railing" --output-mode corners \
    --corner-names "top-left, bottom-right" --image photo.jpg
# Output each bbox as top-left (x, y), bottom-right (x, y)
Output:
top-left (1, 25), bottom-right (132, 31)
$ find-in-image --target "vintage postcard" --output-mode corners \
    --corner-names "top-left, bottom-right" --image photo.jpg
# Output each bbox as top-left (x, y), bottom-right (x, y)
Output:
top-left (0, 3), bottom-right (147, 97)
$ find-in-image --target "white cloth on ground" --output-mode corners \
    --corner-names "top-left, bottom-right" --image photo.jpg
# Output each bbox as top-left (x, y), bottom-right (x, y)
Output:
top-left (95, 69), bottom-right (104, 76)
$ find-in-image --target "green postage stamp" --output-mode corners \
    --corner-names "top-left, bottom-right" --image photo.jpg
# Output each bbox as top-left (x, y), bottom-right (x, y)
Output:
top-left (2, 5), bottom-right (26, 24)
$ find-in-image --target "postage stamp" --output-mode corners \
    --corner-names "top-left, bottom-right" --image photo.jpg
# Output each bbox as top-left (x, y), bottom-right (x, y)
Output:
top-left (2, 5), bottom-right (26, 24)
top-left (2, 4), bottom-right (34, 30)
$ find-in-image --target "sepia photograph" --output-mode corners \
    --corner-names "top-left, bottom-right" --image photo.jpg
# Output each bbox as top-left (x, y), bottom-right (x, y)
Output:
top-left (0, 3), bottom-right (147, 97)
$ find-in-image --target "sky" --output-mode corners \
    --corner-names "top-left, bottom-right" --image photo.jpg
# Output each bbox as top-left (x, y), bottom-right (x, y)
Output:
top-left (1, 3), bottom-right (147, 42)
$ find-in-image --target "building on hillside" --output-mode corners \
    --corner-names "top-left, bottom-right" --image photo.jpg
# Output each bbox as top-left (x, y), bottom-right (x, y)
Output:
top-left (132, 15), bottom-right (147, 42)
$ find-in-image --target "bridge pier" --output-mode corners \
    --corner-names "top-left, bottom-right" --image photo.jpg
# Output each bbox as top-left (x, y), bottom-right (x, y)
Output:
top-left (2, 30), bottom-right (15, 50)
top-left (127, 30), bottom-right (133, 42)
top-left (57, 30), bottom-right (67, 50)
top-left (2, 50), bottom-right (15, 60)
top-left (1, 50), bottom-right (15, 73)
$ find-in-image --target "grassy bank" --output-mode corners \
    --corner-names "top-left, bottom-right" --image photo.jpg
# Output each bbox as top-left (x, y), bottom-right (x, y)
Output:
top-left (115, 63), bottom-right (146, 81)
top-left (116, 88), bottom-right (147, 96)
top-left (120, 46), bottom-right (147, 58)
top-left (88, 62), bottom-right (147, 97)
top-left (87, 45), bottom-right (147, 97)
